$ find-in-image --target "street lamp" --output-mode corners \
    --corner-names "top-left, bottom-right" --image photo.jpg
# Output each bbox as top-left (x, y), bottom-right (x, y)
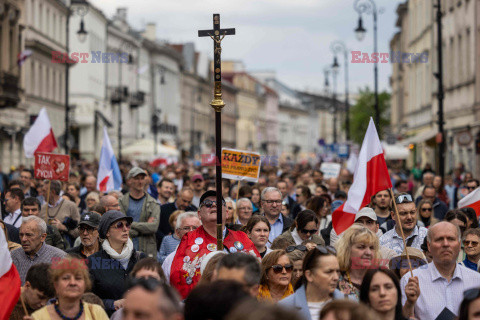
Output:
top-left (64, 0), bottom-right (89, 155)
top-left (331, 40), bottom-right (350, 142)
top-left (354, 0), bottom-right (383, 136)
top-left (331, 62), bottom-right (338, 144)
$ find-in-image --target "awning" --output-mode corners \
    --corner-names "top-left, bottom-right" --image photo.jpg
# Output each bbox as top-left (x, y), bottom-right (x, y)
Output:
top-left (122, 139), bottom-right (179, 161)
top-left (382, 142), bottom-right (409, 160)
top-left (402, 128), bottom-right (438, 145)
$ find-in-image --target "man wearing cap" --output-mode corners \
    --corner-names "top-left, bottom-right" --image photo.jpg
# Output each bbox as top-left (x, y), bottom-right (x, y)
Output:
top-left (191, 173), bottom-right (205, 208)
top-left (67, 212), bottom-right (101, 258)
top-left (379, 193), bottom-right (428, 255)
top-left (120, 167), bottom-right (160, 258)
top-left (168, 190), bottom-right (259, 299)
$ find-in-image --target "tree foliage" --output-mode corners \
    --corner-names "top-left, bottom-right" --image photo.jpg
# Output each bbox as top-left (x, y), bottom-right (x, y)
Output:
top-left (347, 87), bottom-right (390, 144)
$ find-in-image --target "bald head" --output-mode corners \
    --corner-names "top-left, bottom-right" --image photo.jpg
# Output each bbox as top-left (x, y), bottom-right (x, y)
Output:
top-left (427, 221), bottom-right (460, 243)
top-left (427, 221), bottom-right (461, 266)
top-left (101, 195), bottom-right (120, 211)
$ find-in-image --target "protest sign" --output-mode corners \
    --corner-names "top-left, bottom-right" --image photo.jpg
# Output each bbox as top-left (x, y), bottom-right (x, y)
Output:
top-left (221, 148), bottom-right (261, 182)
top-left (34, 153), bottom-right (70, 181)
top-left (320, 162), bottom-right (341, 179)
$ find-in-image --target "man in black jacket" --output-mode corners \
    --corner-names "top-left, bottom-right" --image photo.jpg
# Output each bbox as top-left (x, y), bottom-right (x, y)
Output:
top-left (67, 212), bottom-right (101, 258)
top-left (156, 188), bottom-right (196, 249)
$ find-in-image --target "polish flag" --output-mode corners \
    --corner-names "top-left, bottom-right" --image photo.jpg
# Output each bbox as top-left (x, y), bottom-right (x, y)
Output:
top-left (332, 118), bottom-right (392, 235)
top-left (23, 108), bottom-right (58, 158)
top-left (0, 226), bottom-right (21, 319)
top-left (97, 127), bottom-right (122, 192)
top-left (458, 187), bottom-right (480, 217)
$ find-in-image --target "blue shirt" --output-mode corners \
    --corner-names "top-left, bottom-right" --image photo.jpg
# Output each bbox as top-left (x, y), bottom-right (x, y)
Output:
top-left (126, 195), bottom-right (146, 250)
top-left (462, 257), bottom-right (478, 271)
top-left (267, 214), bottom-right (284, 248)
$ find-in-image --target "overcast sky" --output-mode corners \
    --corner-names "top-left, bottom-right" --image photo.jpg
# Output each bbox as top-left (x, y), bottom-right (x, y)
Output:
top-left (90, 0), bottom-right (403, 96)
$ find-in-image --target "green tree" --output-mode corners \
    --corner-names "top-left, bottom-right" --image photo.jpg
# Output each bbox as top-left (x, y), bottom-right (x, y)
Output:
top-left (347, 87), bottom-right (390, 144)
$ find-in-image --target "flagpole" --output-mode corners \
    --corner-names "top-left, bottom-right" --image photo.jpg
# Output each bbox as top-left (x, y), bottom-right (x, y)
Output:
top-left (388, 188), bottom-right (414, 277)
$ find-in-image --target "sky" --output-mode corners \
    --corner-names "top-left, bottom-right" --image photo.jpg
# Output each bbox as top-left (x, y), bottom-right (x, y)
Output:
top-left (90, 0), bottom-right (403, 97)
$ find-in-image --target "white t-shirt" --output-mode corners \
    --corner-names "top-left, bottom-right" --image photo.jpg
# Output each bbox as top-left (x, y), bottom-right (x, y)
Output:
top-left (308, 300), bottom-right (331, 320)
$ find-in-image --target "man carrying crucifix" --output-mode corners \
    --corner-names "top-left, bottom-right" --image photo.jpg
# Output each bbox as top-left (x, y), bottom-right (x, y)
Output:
top-left (166, 190), bottom-right (259, 299)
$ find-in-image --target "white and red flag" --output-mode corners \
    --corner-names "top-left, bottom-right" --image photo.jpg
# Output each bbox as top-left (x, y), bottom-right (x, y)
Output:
top-left (332, 118), bottom-right (392, 235)
top-left (97, 127), bottom-right (122, 192)
top-left (458, 187), bottom-right (480, 217)
top-left (0, 226), bottom-right (21, 319)
top-left (23, 108), bottom-right (58, 158)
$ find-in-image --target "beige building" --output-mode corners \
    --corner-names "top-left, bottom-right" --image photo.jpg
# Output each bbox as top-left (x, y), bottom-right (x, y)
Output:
top-left (391, 0), bottom-right (478, 174)
top-left (0, 0), bottom-right (25, 169)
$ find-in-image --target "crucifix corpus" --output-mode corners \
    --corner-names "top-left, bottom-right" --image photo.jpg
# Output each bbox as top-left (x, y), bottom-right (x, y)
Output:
top-left (198, 14), bottom-right (235, 251)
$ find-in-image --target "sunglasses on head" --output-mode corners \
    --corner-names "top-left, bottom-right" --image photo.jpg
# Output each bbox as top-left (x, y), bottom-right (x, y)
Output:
top-left (113, 221), bottom-right (131, 229)
top-left (395, 194), bottom-right (413, 204)
top-left (464, 288), bottom-right (480, 301)
top-left (315, 245), bottom-right (337, 255)
top-left (201, 199), bottom-right (226, 208)
top-left (286, 245), bottom-right (307, 253)
top-left (126, 277), bottom-right (164, 292)
top-left (300, 228), bottom-right (318, 235)
top-left (269, 264), bottom-right (294, 274)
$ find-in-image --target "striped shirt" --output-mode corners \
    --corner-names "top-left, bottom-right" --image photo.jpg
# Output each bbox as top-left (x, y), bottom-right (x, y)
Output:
top-left (11, 242), bottom-right (67, 284)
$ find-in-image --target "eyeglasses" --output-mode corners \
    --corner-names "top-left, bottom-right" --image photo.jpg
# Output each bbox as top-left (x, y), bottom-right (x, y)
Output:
top-left (395, 194), bottom-right (413, 204)
top-left (315, 245), bottom-right (337, 255)
top-left (179, 226), bottom-right (198, 232)
top-left (421, 207), bottom-right (432, 212)
top-left (263, 200), bottom-right (282, 205)
top-left (79, 226), bottom-right (96, 233)
top-left (126, 277), bottom-right (164, 291)
top-left (467, 186), bottom-right (477, 190)
top-left (269, 264), bottom-right (294, 274)
top-left (300, 228), bottom-right (318, 235)
top-left (113, 221), bottom-right (131, 229)
top-left (295, 194), bottom-right (301, 198)
top-left (464, 288), bottom-right (480, 301)
top-left (286, 245), bottom-right (307, 253)
top-left (201, 199), bottom-right (226, 208)
top-left (238, 207), bottom-right (252, 211)
top-left (463, 240), bottom-right (479, 247)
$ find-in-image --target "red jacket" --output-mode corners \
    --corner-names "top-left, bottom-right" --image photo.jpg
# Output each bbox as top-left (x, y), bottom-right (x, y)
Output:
top-left (170, 225), bottom-right (259, 298)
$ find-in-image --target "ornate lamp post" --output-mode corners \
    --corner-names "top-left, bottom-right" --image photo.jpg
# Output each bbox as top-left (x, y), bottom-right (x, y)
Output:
top-left (354, 0), bottom-right (383, 136)
top-left (331, 41), bottom-right (350, 141)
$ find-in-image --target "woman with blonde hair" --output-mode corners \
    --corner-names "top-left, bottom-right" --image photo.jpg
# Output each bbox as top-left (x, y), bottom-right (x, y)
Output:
top-left (258, 250), bottom-right (294, 302)
top-left (29, 256), bottom-right (108, 319)
top-left (335, 224), bottom-right (381, 301)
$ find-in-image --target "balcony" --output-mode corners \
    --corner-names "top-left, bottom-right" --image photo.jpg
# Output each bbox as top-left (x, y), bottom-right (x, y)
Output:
top-left (0, 72), bottom-right (20, 108)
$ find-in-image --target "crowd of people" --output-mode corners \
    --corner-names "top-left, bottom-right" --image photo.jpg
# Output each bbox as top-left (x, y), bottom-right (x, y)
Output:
top-left (1, 160), bottom-right (480, 320)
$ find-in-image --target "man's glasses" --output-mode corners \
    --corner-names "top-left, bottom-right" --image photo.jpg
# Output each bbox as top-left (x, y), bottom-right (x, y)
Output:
top-left (300, 228), bottom-right (318, 235)
top-left (113, 221), bottom-right (131, 229)
top-left (238, 207), bottom-right (252, 211)
top-left (286, 245), bottom-right (307, 253)
top-left (126, 277), bottom-right (164, 291)
top-left (269, 264), bottom-right (293, 274)
top-left (421, 207), bottom-right (432, 212)
top-left (263, 200), bottom-right (282, 205)
top-left (467, 186), bottom-right (477, 190)
top-left (79, 226), bottom-right (96, 233)
top-left (201, 199), bottom-right (226, 208)
top-left (463, 240), bottom-right (479, 247)
top-left (395, 194), bottom-right (413, 204)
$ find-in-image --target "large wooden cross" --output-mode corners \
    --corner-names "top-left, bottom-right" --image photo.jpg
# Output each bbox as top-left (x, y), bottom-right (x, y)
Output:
top-left (198, 14), bottom-right (235, 251)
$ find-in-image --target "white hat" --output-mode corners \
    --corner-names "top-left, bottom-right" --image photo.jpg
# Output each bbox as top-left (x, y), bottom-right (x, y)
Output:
top-left (354, 207), bottom-right (377, 222)
top-left (200, 251), bottom-right (227, 274)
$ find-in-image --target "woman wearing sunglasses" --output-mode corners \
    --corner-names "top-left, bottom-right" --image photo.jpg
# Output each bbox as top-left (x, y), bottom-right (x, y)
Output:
top-left (279, 245), bottom-right (344, 320)
top-left (258, 250), bottom-right (294, 302)
top-left (416, 199), bottom-right (438, 228)
top-left (87, 210), bottom-right (146, 316)
top-left (336, 224), bottom-right (381, 301)
top-left (359, 269), bottom-right (408, 320)
top-left (271, 210), bottom-right (325, 249)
